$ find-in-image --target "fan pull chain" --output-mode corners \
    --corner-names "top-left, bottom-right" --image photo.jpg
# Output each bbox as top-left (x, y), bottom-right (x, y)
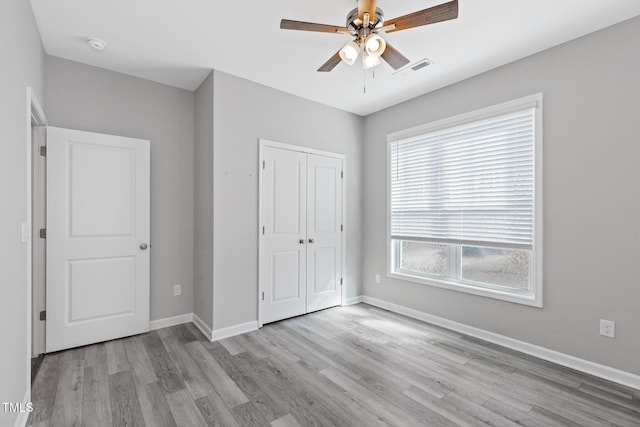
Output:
top-left (363, 62), bottom-right (367, 94)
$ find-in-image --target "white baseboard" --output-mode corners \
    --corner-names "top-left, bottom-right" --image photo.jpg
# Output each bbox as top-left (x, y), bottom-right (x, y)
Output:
top-left (343, 295), bottom-right (364, 306)
top-left (150, 313), bottom-right (193, 331)
top-left (157, 313), bottom-right (258, 343)
top-left (211, 321), bottom-right (259, 341)
top-left (192, 313), bottom-right (214, 341)
top-left (13, 389), bottom-right (30, 427)
top-left (361, 296), bottom-right (640, 390)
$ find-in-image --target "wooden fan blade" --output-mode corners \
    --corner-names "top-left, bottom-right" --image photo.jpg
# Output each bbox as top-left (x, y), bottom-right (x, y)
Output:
top-left (358, 0), bottom-right (378, 21)
top-left (318, 51), bottom-right (343, 72)
top-left (280, 19), bottom-right (348, 33)
top-left (381, 43), bottom-right (410, 70)
top-left (385, 0), bottom-right (458, 33)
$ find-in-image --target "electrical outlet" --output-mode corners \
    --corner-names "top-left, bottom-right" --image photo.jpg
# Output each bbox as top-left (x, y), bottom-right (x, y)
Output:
top-left (173, 284), bottom-right (182, 296)
top-left (375, 274), bottom-right (381, 283)
top-left (600, 319), bottom-right (615, 338)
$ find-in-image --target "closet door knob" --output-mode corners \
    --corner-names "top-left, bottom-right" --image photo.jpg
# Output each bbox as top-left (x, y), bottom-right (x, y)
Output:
top-left (299, 239), bottom-right (305, 245)
top-left (308, 238), bottom-right (315, 244)
top-left (140, 243), bottom-right (148, 250)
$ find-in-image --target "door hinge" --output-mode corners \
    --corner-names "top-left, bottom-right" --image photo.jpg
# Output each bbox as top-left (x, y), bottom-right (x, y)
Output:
top-left (262, 226), bottom-right (265, 235)
top-left (262, 292), bottom-right (265, 301)
top-left (39, 310), bottom-right (46, 321)
top-left (40, 146), bottom-right (46, 157)
top-left (341, 171), bottom-right (344, 179)
top-left (340, 277), bottom-right (343, 285)
top-left (262, 160), bottom-right (265, 170)
top-left (39, 228), bottom-right (46, 239)
top-left (341, 224), bottom-right (343, 232)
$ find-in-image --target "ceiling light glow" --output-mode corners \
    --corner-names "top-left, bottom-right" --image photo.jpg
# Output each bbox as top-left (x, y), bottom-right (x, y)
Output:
top-left (368, 38), bottom-right (379, 52)
top-left (363, 51), bottom-right (381, 69)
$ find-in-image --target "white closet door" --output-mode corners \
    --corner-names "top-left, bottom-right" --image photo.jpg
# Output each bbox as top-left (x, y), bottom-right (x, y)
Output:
top-left (261, 147), bottom-right (308, 324)
top-left (46, 127), bottom-right (150, 353)
top-left (306, 154), bottom-right (343, 313)
top-left (261, 145), bottom-right (345, 325)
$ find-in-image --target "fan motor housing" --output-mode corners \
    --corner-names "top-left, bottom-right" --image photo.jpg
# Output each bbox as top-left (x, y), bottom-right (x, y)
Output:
top-left (346, 7), bottom-right (384, 30)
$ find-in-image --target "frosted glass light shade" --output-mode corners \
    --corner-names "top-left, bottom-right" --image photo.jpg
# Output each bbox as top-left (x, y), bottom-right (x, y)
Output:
top-left (339, 41), bottom-right (360, 65)
top-left (363, 51), bottom-right (381, 69)
top-left (364, 34), bottom-right (386, 58)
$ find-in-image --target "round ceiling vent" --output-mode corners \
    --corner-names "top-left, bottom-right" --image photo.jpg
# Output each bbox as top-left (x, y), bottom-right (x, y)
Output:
top-left (87, 38), bottom-right (106, 51)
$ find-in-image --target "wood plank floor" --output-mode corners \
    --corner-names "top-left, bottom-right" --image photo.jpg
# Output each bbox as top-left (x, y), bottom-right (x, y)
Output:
top-left (28, 304), bottom-right (640, 426)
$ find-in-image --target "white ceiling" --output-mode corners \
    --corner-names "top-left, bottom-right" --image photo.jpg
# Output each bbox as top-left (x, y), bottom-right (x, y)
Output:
top-left (29, 0), bottom-right (640, 116)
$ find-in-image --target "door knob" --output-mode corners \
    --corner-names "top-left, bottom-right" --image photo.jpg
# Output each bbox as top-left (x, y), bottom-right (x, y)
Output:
top-left (140, 243), bottom-right (148, 250)
top-left (308, 238), bottom-right (315, 244)
top-left (299, 239), bottom-right (305, 245)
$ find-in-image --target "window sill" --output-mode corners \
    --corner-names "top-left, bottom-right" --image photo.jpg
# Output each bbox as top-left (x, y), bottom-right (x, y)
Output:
top-left (388, 271), bottom-right (543, 308)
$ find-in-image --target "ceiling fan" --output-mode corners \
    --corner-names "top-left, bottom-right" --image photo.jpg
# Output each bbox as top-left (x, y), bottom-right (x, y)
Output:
top-left (280, 0), bottom-right (459, 72)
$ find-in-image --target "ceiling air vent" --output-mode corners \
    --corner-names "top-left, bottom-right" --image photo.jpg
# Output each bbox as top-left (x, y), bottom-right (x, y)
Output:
top-left (393, 58), bottom-right (432, 76)
top-left (411, 61), bottom-right (430, 71)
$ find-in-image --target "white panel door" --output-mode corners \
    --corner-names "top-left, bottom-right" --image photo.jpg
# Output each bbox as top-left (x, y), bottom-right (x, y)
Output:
top-left (46, 127), bottom-right (150, 353)
top-left (306, 154), bottom-right (343, 313)
top-left (261, 147), bottom-right (307, 324)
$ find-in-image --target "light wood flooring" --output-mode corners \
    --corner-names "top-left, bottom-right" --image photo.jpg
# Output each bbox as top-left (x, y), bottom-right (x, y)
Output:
top-left (29, 304), bottom-right (640, 426)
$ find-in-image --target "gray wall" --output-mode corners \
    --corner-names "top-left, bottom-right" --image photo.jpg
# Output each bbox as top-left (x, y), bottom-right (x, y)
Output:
top-left (194, 71), bottom-right (214, 329)
top-left (212, 70), bottom-right (364, 329)
top-left (362, 16), bottom-right (640, 375)
top-left (0, 1), bottom-right (44, 425)
top-left (45, 56), bottom-right (195, 322)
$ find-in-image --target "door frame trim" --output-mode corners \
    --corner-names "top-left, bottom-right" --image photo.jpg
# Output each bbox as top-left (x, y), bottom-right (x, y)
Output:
top-left (26, 87), bottom-right (47, 405)
top-left (31, 108), bottom-right (47, 357)
top-left (258, 139), bottom-right (347, 328)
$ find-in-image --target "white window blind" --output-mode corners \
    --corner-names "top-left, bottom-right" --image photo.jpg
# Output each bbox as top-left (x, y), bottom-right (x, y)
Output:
top-left (390, 107), bottom-right (535, 250)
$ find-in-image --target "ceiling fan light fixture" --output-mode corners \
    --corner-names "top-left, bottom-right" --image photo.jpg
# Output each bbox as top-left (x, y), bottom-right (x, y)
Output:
top-left (281, 0), bottom-right (461, 74)
top-left (364, 34), bottom-right (386, 58)
top-left (363, 50), bottom-right (381, 69)
top-left (339, 40), bottom-right (360, 65)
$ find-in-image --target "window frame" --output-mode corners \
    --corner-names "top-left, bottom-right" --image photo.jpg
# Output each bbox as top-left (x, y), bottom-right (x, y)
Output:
top-left (386, 94), bottom-right (543, 308)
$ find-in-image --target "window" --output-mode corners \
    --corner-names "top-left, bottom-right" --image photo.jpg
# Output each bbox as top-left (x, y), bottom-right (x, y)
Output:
top-left (388, 95), bottom-right (542, 306)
